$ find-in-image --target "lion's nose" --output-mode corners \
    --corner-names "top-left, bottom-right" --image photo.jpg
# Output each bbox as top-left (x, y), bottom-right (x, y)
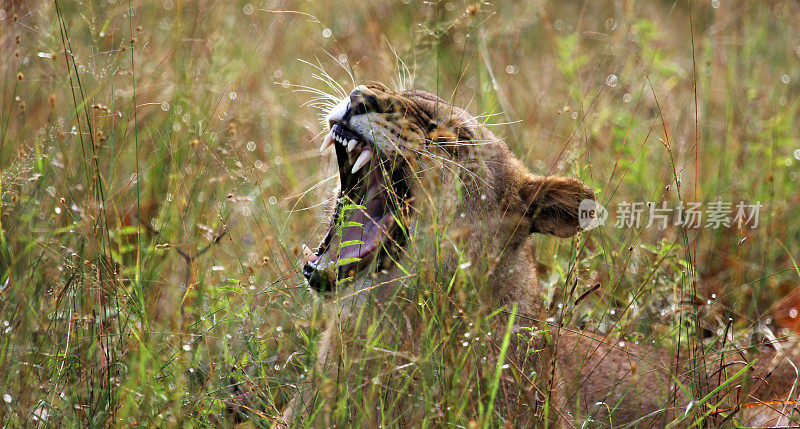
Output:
top-left (348, 85), bottom-right (379, 116)
top-left (326, 85), bottom-right (380, 128)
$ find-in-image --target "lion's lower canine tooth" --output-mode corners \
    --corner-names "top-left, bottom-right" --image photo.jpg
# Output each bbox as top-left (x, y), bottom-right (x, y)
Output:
top-left (351, 149), bottom-right (372, 173)
top-left (347, 139), bottom-right (357, 152)
top-left (319, 132), bottom-right (334, 153)
top-left (302, 244), bottom-right (314, 261)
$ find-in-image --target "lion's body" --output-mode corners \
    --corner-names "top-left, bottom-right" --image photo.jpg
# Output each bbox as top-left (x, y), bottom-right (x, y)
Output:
top-left (286, 85), bottom-right (799, 427)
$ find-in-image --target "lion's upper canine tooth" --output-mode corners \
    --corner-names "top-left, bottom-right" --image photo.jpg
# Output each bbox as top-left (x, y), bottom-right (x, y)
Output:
top-left (320, 132), bottom-right (334, 153)
top-left (347, 139), bottom-right (357, 152)
top-left (351, 148), bottom-right (373, 173)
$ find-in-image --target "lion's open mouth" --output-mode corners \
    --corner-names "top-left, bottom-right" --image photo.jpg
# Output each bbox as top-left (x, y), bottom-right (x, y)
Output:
top-left (302, 122), bottom-right (411, 291)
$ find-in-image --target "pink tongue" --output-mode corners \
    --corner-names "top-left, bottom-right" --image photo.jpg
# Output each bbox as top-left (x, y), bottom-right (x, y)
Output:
top-left (337, 183), bottom-right (393, 261)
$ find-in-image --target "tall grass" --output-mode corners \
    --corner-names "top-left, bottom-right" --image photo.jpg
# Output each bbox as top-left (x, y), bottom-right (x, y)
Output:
top-left (1, 0), bottom-right (799, 426)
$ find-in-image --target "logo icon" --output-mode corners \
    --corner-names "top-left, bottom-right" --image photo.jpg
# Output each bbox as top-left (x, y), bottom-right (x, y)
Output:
top-left (578, 199), bottom-right (607, 230)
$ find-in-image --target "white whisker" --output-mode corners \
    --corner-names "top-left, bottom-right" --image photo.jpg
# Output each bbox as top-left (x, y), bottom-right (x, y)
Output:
top-left (284, 175), bottom-right (339, 217)
top-left (407, 147), bottom-right (494, 192)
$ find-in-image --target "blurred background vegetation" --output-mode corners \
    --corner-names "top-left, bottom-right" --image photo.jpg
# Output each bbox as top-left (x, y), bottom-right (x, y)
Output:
top-left (1, 0), bottom-right (799, 426)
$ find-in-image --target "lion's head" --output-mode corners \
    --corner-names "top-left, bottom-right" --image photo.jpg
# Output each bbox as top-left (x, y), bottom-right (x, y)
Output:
top-left (303, 84), bottom-right (595, 313)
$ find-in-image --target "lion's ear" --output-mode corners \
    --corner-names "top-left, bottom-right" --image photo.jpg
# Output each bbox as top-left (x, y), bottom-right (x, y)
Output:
top-left (520, 175), bottom-right (595, 238)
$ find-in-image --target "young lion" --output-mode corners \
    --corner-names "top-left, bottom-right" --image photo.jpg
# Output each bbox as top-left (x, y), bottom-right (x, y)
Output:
top-left (286, 84), bottom-right (798, 427)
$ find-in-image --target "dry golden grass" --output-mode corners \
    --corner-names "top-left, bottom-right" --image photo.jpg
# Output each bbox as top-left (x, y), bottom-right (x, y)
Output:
top-left (2, 0), bottom-right (800, 426)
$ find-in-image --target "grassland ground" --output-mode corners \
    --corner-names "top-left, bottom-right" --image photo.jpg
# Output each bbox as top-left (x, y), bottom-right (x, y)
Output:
top-left (1, 0), bottom-right (800, 426)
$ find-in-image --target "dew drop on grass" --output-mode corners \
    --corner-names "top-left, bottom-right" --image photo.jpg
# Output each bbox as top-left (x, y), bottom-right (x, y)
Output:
top-left (338, 54), bottom-right (347, 63)
top-left (3, 394), bottom-right (10, 403)
top-left (229, 91), bottom-right (237, 100)
top-left (711, 0), bottom-right (720, 8)
top-left (246, 141), bottom-right (256, 151)
top-left (0, 9), bottom-right (6, 21)
top-left (322, 28), bottom-right (332, 38)
top-left (212, 265), bottom-right (225, 272)
top-left (793, 149), bottom-right (800, 160)
top-left (182, 344), bottom-right (191, 351)
top-left (785, 158), bottom-right (792, 167)
top-left (781, 74), bottom-right (791, 84)
top-left (160, 101), bottom-right (170, 111)
top-left (604, 18), bottom-right (616, 30)
top-left (505, 65), bottom-right (517, 74)
top-left (268, 196), bottom-right (277, 205)
top-left (462, 341), bottom-right (468, 347)
top-left (606, 74), bottom-right (618, 87)
top-left (182, 113), bottom-right (190, 123)
top-left (46, 186), bottom-right (55, 196)
top-left (623, 93), bottom-right (632, 103)
top-left (54, 207), bottom-right (61, 214)
top-left (243, 3), bottom-right (254, 14)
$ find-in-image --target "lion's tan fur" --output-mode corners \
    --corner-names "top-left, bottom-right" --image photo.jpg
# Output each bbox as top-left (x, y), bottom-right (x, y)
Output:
top-left (285, 85), bottom-right (799, 427)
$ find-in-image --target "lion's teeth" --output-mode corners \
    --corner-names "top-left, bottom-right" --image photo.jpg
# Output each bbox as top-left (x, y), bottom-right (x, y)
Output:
top-left (319, 132), bottom-right (334, 153)
top-left (351, 149), bottom-right (372, 173)
top-left (347, 139), bottom-right (357, 152)
top-left (302, 244), bottom-right (314, 261)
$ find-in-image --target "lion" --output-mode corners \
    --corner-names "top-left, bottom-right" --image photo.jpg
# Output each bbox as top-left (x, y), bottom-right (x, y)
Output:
top-left (283, 84), bottom-right (799, 427)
